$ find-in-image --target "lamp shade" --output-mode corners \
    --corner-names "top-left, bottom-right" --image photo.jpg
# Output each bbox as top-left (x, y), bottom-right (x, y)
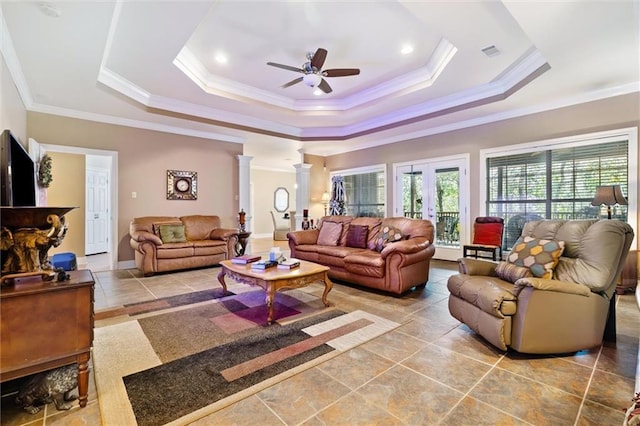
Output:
top-left (591, 185), bottom-right (628, 207)
top-left (321, 192), bottom-right (331, 203)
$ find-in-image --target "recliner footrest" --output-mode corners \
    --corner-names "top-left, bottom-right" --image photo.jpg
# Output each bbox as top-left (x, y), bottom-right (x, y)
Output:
top-left (447, 274), bottom-right (516, 318)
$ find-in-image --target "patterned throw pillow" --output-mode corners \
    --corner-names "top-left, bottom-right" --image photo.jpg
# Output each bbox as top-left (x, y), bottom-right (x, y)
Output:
top-left (158, 224), bottom-right (187, 243)
top-left (346, 224), bottom-right (368, 249)
top-left (507, 236), bottom-right (565, 279)
top-left (317, 221), bottom-right (343, 246)
top-left (374, 226), bottom-right (404, 252)
top-left (495, 261), bottom-right (533, 283)
top-left (153, 221), bottom-right (182, 237)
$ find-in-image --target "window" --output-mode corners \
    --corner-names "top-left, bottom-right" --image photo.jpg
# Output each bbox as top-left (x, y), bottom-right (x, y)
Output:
top-left (481, 128), bottom-right (637, 250)
top-left (332, 165), bottom-right (385, 217)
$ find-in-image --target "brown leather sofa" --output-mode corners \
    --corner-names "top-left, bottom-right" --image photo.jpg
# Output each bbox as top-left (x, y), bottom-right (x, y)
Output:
top-left (129, 215), bottom-right (238, 276)
top-left (448, 219), bottom-right (634, 354)
top-left (287, 215), bottom-right (435, 295)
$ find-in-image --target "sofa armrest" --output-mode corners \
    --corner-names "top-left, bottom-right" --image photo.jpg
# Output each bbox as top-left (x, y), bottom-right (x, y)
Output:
top-left (287, 229), bottom-right (319, 245)
top-left (513, 277), bottom-right (592, 297)
top-left (457, 258), bottom-right (498, 276)
top-left (380, 238), bottom-right (431, 258)
top-left (129, 230), bottom-right (162, 246)
top-left (210, 228), bottom-right (239, 241)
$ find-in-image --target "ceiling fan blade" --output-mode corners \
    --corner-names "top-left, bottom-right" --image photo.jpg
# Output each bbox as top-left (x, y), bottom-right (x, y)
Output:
top-left (323, 68), bottom-right (361, 77)
top-left (267, 62), bottom-right (304, 73)
top-left (281, 77), bottom-right (303, 88)
top-left (318, 78), bottom-right (333, 94)
top-left (310, 48), bottom-right (328, 70)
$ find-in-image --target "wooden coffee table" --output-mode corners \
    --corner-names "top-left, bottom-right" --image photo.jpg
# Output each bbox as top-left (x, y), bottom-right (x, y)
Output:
top-left (217, 259), bottom-right (333, 324)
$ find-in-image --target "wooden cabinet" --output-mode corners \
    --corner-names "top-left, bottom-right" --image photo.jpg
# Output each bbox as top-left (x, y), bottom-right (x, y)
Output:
top-left (0, 270), bottom-right (95, 407)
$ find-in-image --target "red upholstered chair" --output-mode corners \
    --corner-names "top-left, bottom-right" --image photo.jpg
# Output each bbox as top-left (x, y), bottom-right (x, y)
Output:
top-left (463, 217), bottom-right (504, 261)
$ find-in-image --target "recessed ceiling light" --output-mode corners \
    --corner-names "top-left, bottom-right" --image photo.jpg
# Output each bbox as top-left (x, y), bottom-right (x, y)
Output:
top-left (214, 54), bottom-right (228, 64)
top-left (401, 45), bottom-right (414, 55)
top-left (313, 89), bottom-right (323, 96)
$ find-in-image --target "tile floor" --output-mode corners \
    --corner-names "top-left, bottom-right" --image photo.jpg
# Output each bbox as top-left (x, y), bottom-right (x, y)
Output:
top-left (1, 237), bottom-right (638, 425)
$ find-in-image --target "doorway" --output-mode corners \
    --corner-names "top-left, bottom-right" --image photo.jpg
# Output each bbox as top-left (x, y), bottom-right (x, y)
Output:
top-left (39, 143), bottom-right (118, 270)
top-left (394, 155), bottom-right (469, 261)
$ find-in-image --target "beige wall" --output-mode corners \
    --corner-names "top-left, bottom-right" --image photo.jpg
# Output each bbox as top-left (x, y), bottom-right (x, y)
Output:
top-left (251, 168), bottom-right (296, 236)
top-left (325, 93), bottom-right (640, 247)
top-left (47, 152), bottom-right (86, 257)
top-left (27, 112), bottom-right (243, 262)
top-left (1, 55), bottom-right (27, 145)
top-left (305, 154), bottom-right (331, 220)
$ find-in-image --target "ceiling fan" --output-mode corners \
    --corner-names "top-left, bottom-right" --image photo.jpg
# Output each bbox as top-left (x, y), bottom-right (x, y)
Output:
top-left (266, 48), bottom-right (360, 94)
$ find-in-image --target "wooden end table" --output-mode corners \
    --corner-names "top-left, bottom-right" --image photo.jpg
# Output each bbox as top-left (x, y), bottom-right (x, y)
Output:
top-left (235, 231), bottom-right (251, 256)
top-left (0, 270), bottom-right (95, 408)
top-left (217, 259), bottom-right (332, 324)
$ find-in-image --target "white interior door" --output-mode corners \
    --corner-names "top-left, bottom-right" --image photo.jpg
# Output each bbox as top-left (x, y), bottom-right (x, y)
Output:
top-left (395, 157), bottom-right (468, 261)
top-left (86, 167), bottom-right (109, 255)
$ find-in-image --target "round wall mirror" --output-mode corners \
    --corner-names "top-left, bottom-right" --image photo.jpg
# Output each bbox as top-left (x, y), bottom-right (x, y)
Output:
top-left (274, 187), bottom-right (289, 213)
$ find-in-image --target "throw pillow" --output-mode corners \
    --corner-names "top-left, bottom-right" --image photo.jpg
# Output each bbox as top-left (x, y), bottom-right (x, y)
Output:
top-left (346, 224), bottom-right (369, 249)
top-left (158, 224), bottom-right (187, 243)
top-left (495, 261), bottom-right (532, 283)
top-left (317, 221), bottom-right (343, 246)
top-left (374, 226), bottom-right (404, 252)
top-left (507, 236), bottom-right (565, 279)
top-left (152, 221), bottom-right (182, 237)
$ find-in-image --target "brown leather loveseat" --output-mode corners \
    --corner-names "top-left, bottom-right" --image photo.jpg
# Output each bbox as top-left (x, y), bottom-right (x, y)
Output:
top-left (129, 215), bottom-right (238, 276)
top-left (448, 219), bottom-right (634, 354)
top-left (288, 215), bottom-right (435, 295)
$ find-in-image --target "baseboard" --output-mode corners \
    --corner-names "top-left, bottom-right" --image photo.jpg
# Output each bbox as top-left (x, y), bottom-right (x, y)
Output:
top-left (251, 233), bottom-right (272, 239)
top-left (118, 260), bottom-right (136, 270)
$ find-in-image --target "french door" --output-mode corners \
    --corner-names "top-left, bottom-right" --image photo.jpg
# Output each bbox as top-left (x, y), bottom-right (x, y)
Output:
top-left (394, 157), bottom-right (468, 261)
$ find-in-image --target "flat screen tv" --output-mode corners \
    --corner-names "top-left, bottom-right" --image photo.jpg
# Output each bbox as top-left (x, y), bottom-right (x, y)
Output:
top-left (1, 129), bottom-right (37, 207)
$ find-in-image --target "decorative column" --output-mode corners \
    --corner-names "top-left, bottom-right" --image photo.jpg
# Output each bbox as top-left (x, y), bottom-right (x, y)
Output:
top-left (293, 163), bottom-right (312, 230)
top-left (237, 155), bottom-right (253, 231)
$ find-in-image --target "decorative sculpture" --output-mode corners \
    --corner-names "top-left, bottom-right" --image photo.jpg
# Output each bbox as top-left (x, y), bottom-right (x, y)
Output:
top-left (15, 364), bottom-right (78, 414)
top-left (0, 207), bottom-right (74, 284)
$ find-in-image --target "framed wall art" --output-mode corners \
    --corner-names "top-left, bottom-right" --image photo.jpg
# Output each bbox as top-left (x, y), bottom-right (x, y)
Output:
top-left (167, 170), bottom-right (197, 200)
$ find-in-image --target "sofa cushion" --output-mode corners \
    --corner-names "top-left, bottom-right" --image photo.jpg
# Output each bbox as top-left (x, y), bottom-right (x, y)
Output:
top-left (159, 224), bottom-right (187, 243)
top-left (156, 244), bottom-right (194, 258)
top-left (317, 221), bottom-right (343, 246)
top-left (374, 226), bottom-right (404, 252)
top-left (495, 261), bottom-right (532, 283)
top-left (507, 236), bottom-right (565, 279)
top-left (344, 251), bottom-right (385, 278)
top-left (346, 224), bottom-right (369, 248)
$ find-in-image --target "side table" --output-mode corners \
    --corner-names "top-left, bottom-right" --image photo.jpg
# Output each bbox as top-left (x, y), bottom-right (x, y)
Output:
top-left (0, 270), bottom-right (95, 408)
top-left (235, 231), bottom-right (251, 256)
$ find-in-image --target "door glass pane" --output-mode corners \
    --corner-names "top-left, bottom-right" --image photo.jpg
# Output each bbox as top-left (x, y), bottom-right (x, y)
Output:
top-left (435, 168), bottom-right (459, 247)
top-left (402, 168), bottom-right (422, 218)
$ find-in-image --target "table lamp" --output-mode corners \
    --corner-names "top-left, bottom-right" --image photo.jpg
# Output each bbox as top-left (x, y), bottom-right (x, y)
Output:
top-left (591, 185), bottom-right (627, 219)
top-left (321, 192), bottom-right (331, 215)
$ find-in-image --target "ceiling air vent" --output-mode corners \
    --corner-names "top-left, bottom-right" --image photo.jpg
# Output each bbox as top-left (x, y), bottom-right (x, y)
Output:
top-left (481, 45), bottom-right (500, 57)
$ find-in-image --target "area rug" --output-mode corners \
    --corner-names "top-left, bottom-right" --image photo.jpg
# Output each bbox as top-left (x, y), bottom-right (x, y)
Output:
top-left (93, 287), bottom-right (399, 426)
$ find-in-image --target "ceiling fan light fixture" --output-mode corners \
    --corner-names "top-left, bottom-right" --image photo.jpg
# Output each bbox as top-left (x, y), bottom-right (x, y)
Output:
top-left (303, 73), bottom-right (322, 87)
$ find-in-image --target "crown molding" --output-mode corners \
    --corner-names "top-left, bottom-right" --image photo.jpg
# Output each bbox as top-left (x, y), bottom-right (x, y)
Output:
top-left (173, 38), bottom-right (457, 113)
top-left (28, 102), bottom-right (245, 144)
top-left (0, 8), bottom-right (33, 109)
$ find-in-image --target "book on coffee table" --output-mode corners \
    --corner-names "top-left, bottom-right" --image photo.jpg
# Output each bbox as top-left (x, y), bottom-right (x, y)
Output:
top-left (277, 258), bottom-right (300, 270)
top-left (250, 260), bottom-right (278, 270)
top-left (231, 254), bottom-right (261, 264)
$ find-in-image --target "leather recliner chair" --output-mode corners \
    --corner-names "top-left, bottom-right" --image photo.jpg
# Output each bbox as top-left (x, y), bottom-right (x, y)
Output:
top-left (447, 219), bottom-right (634, 354)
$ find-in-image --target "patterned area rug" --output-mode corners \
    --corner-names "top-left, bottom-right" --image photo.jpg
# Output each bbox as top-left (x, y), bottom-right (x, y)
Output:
top-left (93, 287), bottom-right (399, 426)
